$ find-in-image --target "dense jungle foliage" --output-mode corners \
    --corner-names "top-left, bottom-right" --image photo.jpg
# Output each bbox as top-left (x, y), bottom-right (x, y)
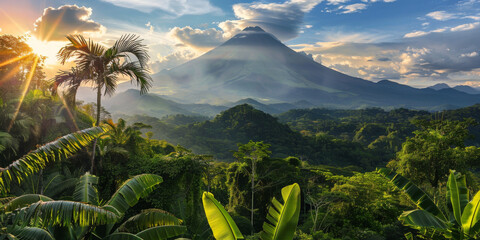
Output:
top-left (2, 34), bottom-right (480, 239)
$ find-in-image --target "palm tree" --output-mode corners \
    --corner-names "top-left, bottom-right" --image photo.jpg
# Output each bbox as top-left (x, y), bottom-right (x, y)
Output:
top-left (57, 34), bottom-right (152, 173)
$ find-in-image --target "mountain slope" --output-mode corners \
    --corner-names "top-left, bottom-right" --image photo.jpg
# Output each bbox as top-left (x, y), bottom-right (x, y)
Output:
top-left (147, 27), bottom-right (480, 109)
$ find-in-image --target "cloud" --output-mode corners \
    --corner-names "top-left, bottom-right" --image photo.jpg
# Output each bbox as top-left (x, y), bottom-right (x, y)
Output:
top-left (99, 0), bottom-right (221, 16)
top-left (150, 49), bottom-right (197, 72)
top-left (168, 26), bottom-right (225, 50)
top-left (340, 3), bottom-right (367, 14)
top-left (403, 31), bottom-right (428, 38)
top-left (217, 0), bottom-right (323, 41)
top-left (426, 11), bottom-right (457, 21)
top-left (33, 5), bottom-right (105, 41)
top-left (461, 51), bottom-right (479, 57)
top-left (326, 0), bottom-right (350, 5)
top-left (403, 22), bottom-right (479, 38)
top-left (450, 22), bottom-right (480, 31)
top-left (146, 22), bottom-right (154, 34)
top-left (292, 24), bottom-right (480, 83)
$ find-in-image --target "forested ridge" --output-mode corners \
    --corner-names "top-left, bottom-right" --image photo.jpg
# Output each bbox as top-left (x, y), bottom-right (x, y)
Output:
top-left (3, 34), bottom-right (480, 240)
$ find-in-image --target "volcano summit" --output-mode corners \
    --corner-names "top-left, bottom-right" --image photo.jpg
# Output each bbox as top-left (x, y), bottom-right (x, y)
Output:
top-left (146, 27), bottom-right (479, 109)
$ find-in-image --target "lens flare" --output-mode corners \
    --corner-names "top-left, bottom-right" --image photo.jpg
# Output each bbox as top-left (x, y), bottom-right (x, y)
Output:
top-left (8, 55), bottom-right (39, 132)
top-left (58, 94), bottom-right (80, 132)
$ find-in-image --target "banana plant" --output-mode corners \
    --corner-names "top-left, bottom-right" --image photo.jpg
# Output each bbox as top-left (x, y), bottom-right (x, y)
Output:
top-left (0, 126), bottom-right (107, 195)
top-left (377, 168), bottom-right (480, 239)
top-left (1, 173), bottom-right (186, 240)
top-left (202, 183), bottom-right (301, 240)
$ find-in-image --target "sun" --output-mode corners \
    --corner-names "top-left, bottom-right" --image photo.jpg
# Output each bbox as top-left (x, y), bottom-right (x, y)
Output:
top-left (25, 35), bottom-right (64, 66)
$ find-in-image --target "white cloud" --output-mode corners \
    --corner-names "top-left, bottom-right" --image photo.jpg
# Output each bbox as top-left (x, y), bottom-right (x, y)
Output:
top-left (99, 0), bottom-right (221, 16)
top-left (426, 11), bottom-right (457, 21)
top-left (461, 51), bottom-right (479, 57)
top-left (422, 22), bottom-right (430, 27)
top-left (450, 22), bottom-right (480, 31)
top-left (168, 26), bottom-right (225, 50)
top-left (34, 5), bottom-right (105, 41)
top-left (404, 31), bottom-right (428, 38)
top-left (326, 0), bottom-right (350, 5)
top-left (217, 0), bottom-right (323, 41)
top-left (464, 15), bottom-right (480, 20)
top-left (150, 49), bottom-right (197, 72)
top-left (341, 3), bottom-right (367, 14)
top-left (305, 25), bottom-right (313, 28)
top-left (146, 22), bottom-right (154, 34)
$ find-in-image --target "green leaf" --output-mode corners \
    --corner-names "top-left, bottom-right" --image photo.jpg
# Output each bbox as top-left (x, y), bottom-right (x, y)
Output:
top-left (447, 170), bottom-right (468, 225)
top-left (461, 190), bottom-right (480, 235)
top-left (202, 192), bottom-right (244, 240)
top-left (0, 126), bottom-right (107, 194)
top-left (23, 200), bottom-right (118, 227)
top-left (260, 183), bottom-right (301, 240)
top-left (103, 233), bottom-right (142, 240)
top-left (135, 226), bottom-right (186, 240)
top-left (4, 194), bottom-right (53, 212)
top-left (117, 209), bottom-right (182, 233)
top-left (399, 210), bottom-right (448, 231)
top-left (377, 168), bottom-right (447, 221)
top-left (10, 227), bottom-right (54, 240)
top-left (73, 172), bottom-right (99, 205)
top-left (104, 174), bottom-right (162, 216)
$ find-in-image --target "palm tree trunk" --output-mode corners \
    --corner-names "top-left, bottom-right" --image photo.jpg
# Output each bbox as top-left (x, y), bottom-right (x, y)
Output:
top-left (90, 84), bottom-right (101, 173)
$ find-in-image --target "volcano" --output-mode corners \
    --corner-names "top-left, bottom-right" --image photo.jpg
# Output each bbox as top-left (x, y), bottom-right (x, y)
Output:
top-left (147, 26), bottom-right (479, 109)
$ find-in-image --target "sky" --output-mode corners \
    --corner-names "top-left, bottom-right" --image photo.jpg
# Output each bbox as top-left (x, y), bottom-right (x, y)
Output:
top-left (1, 0), bottom-right (480, 88)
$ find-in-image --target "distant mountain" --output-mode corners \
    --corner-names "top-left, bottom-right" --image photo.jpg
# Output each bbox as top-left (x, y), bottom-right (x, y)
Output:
top-left (453, 85), bottom-right (480, 95)
top-left (102, 89), bottom-right (312, 118)
top-left (427, 83), bottom-right (450, 90)
top-left (103, 89), bottom-right (226, 118)
top-left (136, 27), bottom-right (480, 110)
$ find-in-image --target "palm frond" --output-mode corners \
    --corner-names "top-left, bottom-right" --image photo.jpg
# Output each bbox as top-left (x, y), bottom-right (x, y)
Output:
top-left (4, 194), bottom-right (53, 212)
top-left (135, 226), bottom-right (187, 240)
top-left (103, 232), bottom-right (143, 240)
top-left (103, 174), bottom-right (162, 216)
top-left (117, 209), bottom-right (183, 233)
top-left (0, 126), bottom-right (107, 194)
top-left (23, 200), bottom-right (118, 227)
top-left (10, 226), bottom-right (54, 240)
top-left (73, 173), bottom-right (99, 205)
top-left (110, 34), bottom-right (150, 68)
top-left (58, 35), bottom-right (105, 64)
top-left (109, 61), bottom-right (151, 94)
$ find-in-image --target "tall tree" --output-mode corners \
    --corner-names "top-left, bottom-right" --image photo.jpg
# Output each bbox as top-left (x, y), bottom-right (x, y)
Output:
top-left (57, 34), bottom-right (152, 173)
top-left (388, 119), bottom-right (480, 194)
top-left (233, 140), bottom-right (271, 232)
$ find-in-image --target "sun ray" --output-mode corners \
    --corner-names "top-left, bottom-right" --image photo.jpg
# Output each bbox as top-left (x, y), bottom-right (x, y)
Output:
top-left (0, 9), bottom-right (28, 34)
top-left (58, 93), bottom-right (80, 132)
top-left (0, 64), bottom-right (22, 87)
top-left (0, 54), bottom-right (31, 68)
top-left (42, 9), bottom-right (65, 42)
top-left (7, 55), bottom-right (39, 132)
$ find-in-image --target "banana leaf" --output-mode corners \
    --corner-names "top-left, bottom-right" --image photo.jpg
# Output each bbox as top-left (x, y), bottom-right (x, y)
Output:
top-left (202, 192), bottom-right (243, 240)
top-left (377, 168), bottom-right (447, 221)
top-left (260, 183), bottom-right (301, 240)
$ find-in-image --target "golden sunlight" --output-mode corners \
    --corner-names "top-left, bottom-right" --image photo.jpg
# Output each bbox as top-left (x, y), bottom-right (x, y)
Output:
top-left (25, 35), bottom-right (64, 66)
